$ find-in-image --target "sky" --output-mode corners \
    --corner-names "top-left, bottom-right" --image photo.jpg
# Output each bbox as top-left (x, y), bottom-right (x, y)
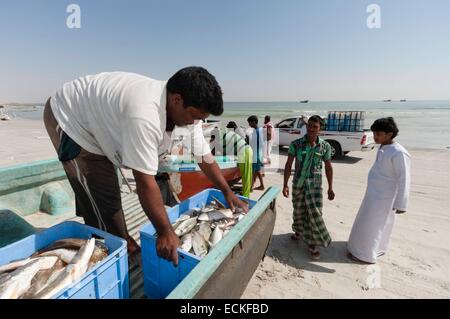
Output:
top-left (0, 0), bottom-right (449, 103)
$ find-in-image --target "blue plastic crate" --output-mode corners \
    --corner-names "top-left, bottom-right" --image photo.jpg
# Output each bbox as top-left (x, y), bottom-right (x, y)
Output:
top-left (140, 188), bottom-right (257, 299)
top-left (0, 221), bottom-right (129, 299)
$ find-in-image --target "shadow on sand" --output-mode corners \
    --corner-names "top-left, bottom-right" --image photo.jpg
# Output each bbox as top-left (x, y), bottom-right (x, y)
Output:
top-left (266, 233), bottom-right (358, 274)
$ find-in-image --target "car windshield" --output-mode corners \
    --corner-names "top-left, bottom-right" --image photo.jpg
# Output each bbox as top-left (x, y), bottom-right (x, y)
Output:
top-left (277, 119), bottom-right (296, 128)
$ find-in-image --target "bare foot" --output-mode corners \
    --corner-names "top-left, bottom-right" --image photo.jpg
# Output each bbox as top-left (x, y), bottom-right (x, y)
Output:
top-left (254, 185), bottom-right (265, 191)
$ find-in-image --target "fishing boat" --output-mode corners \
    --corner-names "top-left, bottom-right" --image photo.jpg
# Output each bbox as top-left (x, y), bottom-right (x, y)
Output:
top-left (159, 155), bottom-right (241, 201)
top-left (299, 100), bottom-right (309, 103)
top-left (0, 108), bottom-right (11, 121)
top-left (0, 158), bottom-right (279, 299)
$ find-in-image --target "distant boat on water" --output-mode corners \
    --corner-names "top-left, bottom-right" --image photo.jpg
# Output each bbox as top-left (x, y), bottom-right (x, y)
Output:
top-left (383, 99), bottom-right (392, 102)
top-left (400, 99), bottom-right (407, 102)
top-left (0, 106), bottom-right (11, 121)
top-left (300, 100), bottom-right (309, 103)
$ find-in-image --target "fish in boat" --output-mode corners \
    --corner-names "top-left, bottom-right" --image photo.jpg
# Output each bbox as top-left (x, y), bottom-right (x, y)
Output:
top-left (192, 231), bottom-right (209, 258)
top-left (174, 217), bottom-right (198, 237)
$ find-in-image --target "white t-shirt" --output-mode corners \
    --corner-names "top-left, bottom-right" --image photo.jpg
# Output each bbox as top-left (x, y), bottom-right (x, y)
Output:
top-left (50, 72), bottom-right (210, 175)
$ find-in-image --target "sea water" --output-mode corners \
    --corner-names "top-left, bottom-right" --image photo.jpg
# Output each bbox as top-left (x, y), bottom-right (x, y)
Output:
top-left (5, 100), bottom-right (450, 150)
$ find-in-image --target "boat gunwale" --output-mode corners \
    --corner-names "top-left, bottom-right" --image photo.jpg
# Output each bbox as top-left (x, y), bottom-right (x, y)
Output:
top-left (166, 186), bottom-right (280, 299)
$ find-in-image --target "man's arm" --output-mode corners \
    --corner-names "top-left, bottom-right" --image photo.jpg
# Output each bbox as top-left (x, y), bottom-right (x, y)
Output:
top-left (197, 153), bottom-right (249, 213)
top-left (133, 170), bottom-right (179, 266)
top-left (266, 126), bottom-right (272, 141)
top-left (283, 155), bottom-right (295, 197)
top-left (324, 160), bottom-right (335, 200)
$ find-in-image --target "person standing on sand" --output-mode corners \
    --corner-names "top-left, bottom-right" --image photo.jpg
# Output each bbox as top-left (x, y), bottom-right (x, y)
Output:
top-left (226, 121), bottom-right (246, 140)
top-left (247, 115), bottom-right (265, 191)
top-left (347, 117), bottom-right (411, 264)
top-left (263, 115), bottom-right (275, 164)
top-left (210, 125), bottom-right (253, 198)
top-left (283, 115), bottom-right (335, 260)
top-left (43, 67), bottom-right (249, 266)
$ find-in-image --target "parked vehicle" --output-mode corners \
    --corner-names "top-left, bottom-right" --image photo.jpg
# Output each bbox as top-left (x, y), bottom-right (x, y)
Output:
top-left (275, 113), bottom-right (375, 159)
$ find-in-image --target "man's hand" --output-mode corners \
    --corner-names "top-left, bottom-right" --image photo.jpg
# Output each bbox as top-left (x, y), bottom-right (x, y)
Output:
top-left (156, 229), bottom-right (180, 266)
top-left (283, 185), bottom-right (289, 198)
top-left (224, 191), bottom-right (249, 213)
top-left (328, 189), bottom-right (335, 201)
top-left (133, 169), bottom-right (180, 266)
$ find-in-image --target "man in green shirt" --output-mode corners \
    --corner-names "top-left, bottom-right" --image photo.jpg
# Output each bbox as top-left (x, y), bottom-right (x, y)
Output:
top-left (283, 115), bottom-right (335, 260)
top-left (210, 124), bottom-right (253, 198)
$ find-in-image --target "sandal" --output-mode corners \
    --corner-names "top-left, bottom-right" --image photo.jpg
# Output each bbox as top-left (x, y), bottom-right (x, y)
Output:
top-left (347, 251), bottom-right (372, 264)
top-left (309, 247), bottom-right (321, 260)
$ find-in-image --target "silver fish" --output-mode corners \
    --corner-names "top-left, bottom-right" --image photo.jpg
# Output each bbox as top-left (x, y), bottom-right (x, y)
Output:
top-left (174, 217), bottom-right (198, 237)
top-left (192, 231), bottom-right (208, 258)
top-left (34, 238), bottom-right (96, 299)
top-left (219, 219), bottom-right (237, 230)
top-left (209, 227), bottom-right (223, 248)
top-left (180, 233), bottom-right (193, 252)
top-left (171, 214), bottom-right (191, 230)
top-left (34, 238), bottom-right (108, 257)
top-left (20, 258), bottom-right (66, 299)
top-left (0, 258), bottom-right (32, 275)
top-left (0, 256), bottom-right (58, 299)
top-left (37, 249), bottom-right (77, 264)
top-left (198, 209), bottom-right (233, 222)
top-left (211, 196), bottom-right (227, 209)
top-left (197, 222), bottom-right (212, 241)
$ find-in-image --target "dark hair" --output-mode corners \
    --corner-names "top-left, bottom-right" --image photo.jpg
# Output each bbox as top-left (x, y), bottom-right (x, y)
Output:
top-left (167, 66), bottom-right (224, 116)
top-left (265, 115), bottom-right (270, 121)
top-left (226, 121), bottom-right (238, 129)
top-left (247, 115), bottom-right (258, 124)
top-left (371, 117), bottom-right (399, 138)
top-left (308, 115), bottom-right (325, 127)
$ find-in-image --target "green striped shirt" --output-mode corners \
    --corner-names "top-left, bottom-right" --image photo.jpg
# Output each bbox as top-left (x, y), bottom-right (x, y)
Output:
top-left (288, 135), bottom-right (331, 188)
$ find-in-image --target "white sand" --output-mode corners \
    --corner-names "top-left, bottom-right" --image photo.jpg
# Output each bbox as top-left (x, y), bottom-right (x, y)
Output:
top-left (1, 118), bottom-right (450, 298)
top-left (245, 148), bottom-right (450, 298)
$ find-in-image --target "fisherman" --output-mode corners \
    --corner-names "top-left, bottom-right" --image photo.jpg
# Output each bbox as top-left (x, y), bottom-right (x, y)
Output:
top-left (263, 115), bottom-right (275, 164)
top-left (210, 124), bottom-right (253, 198)
top-left (283, 115), bottom-right (335, 260)
top-left (225, 121), bottom-right (246, 140)
top-left (246, 115), bottom-right (265, 191)
top-left (347, 117), bottom-right (411, 264)
top-left (43, 67), bottom-right (249, 266)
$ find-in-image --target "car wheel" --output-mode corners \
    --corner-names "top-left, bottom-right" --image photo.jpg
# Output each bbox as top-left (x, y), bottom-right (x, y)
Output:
top-left (326, 140), bottom-right (342, 160)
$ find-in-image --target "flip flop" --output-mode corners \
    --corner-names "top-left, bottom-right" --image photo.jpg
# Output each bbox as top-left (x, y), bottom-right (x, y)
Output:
top-left (309, 247), bottom-right (320, 260)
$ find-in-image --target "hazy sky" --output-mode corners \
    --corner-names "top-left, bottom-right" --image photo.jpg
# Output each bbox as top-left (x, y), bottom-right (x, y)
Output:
top-left (1, 0), bottom-right (449, 103)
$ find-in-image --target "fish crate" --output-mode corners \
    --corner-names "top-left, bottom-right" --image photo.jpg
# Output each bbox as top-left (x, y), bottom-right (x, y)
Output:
top-left (326, 111), bottom-right (365, 132)
top-left (140, 188), bottom-right (257, 299)
top-left (0, 221), bottom-right (129, 299)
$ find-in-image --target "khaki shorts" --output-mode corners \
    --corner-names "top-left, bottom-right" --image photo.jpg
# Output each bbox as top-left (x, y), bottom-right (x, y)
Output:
top-left (43, 98), bottom-right (126, 238)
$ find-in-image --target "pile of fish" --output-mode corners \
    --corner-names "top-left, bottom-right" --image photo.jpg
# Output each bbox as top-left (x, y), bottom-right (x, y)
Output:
top-left (0, 238), bottom-right (108, 299)
top-left (172, 197), bottom-right (247, 258)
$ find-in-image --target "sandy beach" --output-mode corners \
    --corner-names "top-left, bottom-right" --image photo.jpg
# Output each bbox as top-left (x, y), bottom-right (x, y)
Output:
top-left (1, 117), bottom-right (450, 298)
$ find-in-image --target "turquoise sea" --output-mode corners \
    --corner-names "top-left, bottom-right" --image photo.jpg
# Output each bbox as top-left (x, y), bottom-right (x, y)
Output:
top-left (5, 100), bottom-right (450, 150)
